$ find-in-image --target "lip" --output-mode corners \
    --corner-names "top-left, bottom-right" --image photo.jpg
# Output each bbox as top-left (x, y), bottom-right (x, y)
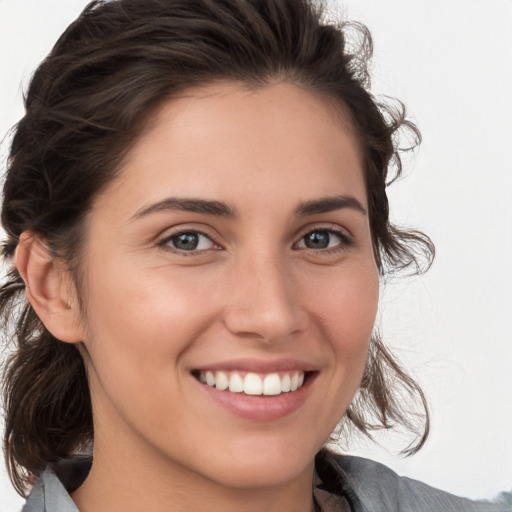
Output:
top-left (193, 358), bottom-right (318, 374)
top-left (193, 365), bottom-right (318, 421)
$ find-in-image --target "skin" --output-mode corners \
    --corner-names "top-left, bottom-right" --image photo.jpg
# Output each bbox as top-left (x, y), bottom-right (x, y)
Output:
top-left (18, 82), bottom-right (379, 512)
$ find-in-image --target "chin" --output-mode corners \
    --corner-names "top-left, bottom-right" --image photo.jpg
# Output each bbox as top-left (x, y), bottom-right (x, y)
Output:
top-left (195, 439), bottom-right (318, 490)
top-left (207, 463), bottom-right (308, 490)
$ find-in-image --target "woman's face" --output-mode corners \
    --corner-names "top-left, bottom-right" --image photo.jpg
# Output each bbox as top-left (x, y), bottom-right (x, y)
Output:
top-left (76, 82), bottom-right (379, 490)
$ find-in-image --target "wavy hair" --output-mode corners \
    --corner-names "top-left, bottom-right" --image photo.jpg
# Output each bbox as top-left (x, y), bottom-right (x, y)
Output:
top-left (1, 0), bottom-right (434, 495)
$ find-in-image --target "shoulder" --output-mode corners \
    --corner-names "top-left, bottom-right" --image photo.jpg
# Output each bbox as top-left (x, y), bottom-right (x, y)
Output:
top-left (22, 470), bottom-right (78, 512)
top-left (317, 451), bottom-right (511, 512)
top-left (22, 456), bottom-right (91, 512)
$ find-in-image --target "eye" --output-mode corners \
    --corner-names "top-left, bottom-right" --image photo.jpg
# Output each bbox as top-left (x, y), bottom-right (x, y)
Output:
top-left (296, 229), bottom-right (351, 251)
top-left (161, 231), bottom-right (216, 252)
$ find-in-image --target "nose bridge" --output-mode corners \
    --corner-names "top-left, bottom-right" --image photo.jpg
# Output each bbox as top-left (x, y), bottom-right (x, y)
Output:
top-left (223, 247), bottom-right (304, 342)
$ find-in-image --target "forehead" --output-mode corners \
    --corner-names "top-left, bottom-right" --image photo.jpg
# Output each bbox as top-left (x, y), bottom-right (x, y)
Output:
top-left (94, 81), bottom-right (366, 216)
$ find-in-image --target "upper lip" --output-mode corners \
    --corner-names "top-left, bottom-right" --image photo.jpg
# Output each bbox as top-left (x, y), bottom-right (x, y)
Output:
top-left (192, 358), bottom-right (318, 374)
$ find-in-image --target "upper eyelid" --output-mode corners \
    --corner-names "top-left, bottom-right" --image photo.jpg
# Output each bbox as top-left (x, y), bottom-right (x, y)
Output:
top-left (155, 223), bottom-right (353, 249)
top-left (157, 228), bottom-right (222, 252)
top-left (295, 227), bottom-right (351, 246)
top-left (293, 223), bottom-right (353, 241)
top-left (157, 224), bottom-right (219, 242)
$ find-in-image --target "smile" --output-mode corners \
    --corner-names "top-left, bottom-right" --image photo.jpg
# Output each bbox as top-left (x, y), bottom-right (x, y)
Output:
top-left (196, 370), bottom-right (306, 396)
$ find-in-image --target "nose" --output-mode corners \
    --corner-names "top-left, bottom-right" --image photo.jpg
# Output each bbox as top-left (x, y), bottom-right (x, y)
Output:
top-left (222, 251), bottom-right (308, 343)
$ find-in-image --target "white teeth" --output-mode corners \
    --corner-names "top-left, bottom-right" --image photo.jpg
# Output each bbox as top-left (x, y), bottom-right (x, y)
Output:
top-left (244, 373), bottom-right (263, 395)
top-left (290, 373), bottom-right (299, 391)
top-left (228, 373), bottom-right (244, 393)
top-left (280, 374), bottom-right (291, 392)
top-left (216, 371), bottom-right (229, 391)
top-left (198, 370), bottom-right (306, 396)
top-left (205, 371), bottom-right (215, 387)
top-left (263, 373), bottom-right (281, 395)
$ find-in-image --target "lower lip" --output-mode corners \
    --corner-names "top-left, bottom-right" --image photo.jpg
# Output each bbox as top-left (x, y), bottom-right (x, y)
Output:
top-left (196, 373), bottom-right (316, 421)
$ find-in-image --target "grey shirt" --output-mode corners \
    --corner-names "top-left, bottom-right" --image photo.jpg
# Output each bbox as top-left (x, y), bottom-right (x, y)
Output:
top-left (22, 454), bottom-right (511, 512)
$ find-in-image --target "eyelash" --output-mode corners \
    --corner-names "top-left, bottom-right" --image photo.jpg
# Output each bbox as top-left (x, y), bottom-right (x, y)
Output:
top-left (157, 226), bottom-right (354, 255)
top-left (296, 226), bottom-right (354, 254)
top-left (158, 229), bottom-right (219, 255)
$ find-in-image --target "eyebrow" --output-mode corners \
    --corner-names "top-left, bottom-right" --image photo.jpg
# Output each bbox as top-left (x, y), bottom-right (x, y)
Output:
top-left (295, 195), bottom-right (367, 216)
top-left (133, 194), bottom-right (366, 220)
top-left (133, 197), bottom-right (239, 219)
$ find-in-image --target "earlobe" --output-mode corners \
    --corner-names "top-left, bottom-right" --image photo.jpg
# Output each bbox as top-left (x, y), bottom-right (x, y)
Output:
top-left (15, 231), bottom-right (84, 343)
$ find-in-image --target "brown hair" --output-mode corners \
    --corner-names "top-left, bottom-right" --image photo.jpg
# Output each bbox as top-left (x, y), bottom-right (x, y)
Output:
top-left (1, 0), bottom-right (434, 495)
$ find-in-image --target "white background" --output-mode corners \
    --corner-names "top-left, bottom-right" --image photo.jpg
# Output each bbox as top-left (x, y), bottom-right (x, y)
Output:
top-left (1, 0), bottom-right (511, 510)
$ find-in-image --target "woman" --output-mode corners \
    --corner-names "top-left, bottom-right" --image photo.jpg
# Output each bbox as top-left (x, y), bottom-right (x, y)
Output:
top-left (1, 0), bottom-right (510, 511)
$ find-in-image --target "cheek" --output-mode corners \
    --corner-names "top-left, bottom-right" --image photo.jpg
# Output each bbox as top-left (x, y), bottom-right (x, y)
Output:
top-left (86, 258), bottom-right (218, 336)
top-left (300, 260), bottom-right (379, 345)
top-left (301, 260), bottom-right (379, 404)
top-left (80, 261), bottom-right (222, 390)
top-left (292, 260), bottom-right (379, 433)
top-left (79, 265), bottom-right (225, 439)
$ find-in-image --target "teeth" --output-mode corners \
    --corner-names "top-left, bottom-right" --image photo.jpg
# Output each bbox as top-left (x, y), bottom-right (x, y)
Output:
top-left (244, 373), bottom-right (263, 395)
top-left (290, 373), bottom-right (299, 391)
top-left (216, 371), bottom-right (229, 391)
top-left (263, 373), bottom-right (281, 395)
top-left (205, 371), bottom-right (215, 387)
top-left (281, 374), bottom-right (291, 392)
top-left (229, 373), bottom-right (244, 393)
top-left (197, 370), bottom-right (306, 396)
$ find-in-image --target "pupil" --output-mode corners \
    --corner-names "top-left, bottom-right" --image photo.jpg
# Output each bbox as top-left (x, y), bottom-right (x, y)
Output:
top-left (174, 233), bottom-right (199, 250)
top-left (305, 231), bottom-right (329, 249)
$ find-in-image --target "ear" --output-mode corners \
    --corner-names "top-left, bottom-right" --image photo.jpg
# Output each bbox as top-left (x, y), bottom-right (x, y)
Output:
top-left (15, 231), bottom-right (84, 343)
